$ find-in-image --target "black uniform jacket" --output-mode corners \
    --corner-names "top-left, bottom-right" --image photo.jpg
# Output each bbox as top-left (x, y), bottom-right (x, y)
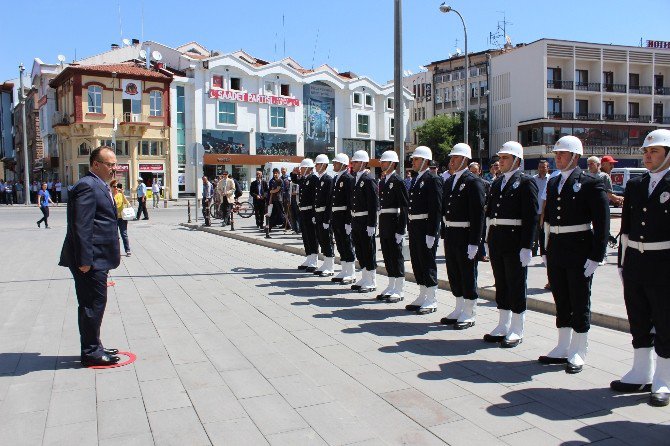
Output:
top-left (544, 167), bottom-right (609, 265)
top-left (331, 171), bottom-right (354, 227)
top-left (314, 173), bottom-right (334, 224)
top-left (378, 172), bottom-right (409, 238)
top-left (486, 171), bottom-right (539, 253)
top-left (351, 171), bottom-right (378, 230)
top-left (298, 173), bottom-right (318, 210)
top-left (442, 170), bottom-right (486, 246)
top-left (409, 170), bottom-right (443, 238)
top-left (619, 170), bottom-right (670, 282)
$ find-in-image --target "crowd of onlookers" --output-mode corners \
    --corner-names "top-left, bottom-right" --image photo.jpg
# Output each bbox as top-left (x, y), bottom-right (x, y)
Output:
top-left (0, 179), bottom-right (63, 205)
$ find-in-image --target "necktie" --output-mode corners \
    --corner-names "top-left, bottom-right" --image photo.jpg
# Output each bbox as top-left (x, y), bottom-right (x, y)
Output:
top-left (558, 176), bottom-right (565, 193)
top-left (501, 177), bottom-right (507, 190)
top-left (650, 180), bottom-right (657, 197)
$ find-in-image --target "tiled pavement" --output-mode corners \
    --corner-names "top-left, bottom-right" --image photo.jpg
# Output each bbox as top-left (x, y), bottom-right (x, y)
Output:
top-left (0, 207), bottom-right (667, 446)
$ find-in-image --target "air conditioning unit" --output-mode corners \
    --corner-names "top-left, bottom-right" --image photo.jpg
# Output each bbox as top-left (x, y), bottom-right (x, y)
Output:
top-left (131, 114), bottom-right (139, 122)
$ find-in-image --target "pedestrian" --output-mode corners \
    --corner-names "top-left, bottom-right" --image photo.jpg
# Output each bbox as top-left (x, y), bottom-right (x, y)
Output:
top-left (15, 180), bottom-right (24, 204)
top-left (470, 162), bottom-right (490, 262)
top-left (588, 155), bottom-right (620, 262)
top-left (59, 146), bottom-right (121, 367)
top-left (151, 179), bottom-right (161, 208)
top-left (538, 135), bottom-right (609, 374)
top-left (250, 170), bottom-right (268, 229)
top-left (54, 179), bottom-right (62, 203)
top-left (218, 171), bottom-right (236, 226)
top-left (296, 159), bottom-right (319, 271)
top-left (533, 160), bottom-right (550, 256)
top-left (0, 179), bottom-right (5, 205)
top-left (201, 176), bottom-right (213, 227)
top-left (611, 129), bottom-right (670, 406)
top-left (5, 181), bottom-right (13, 205)
top-left (330, 154), bottom-right (356, 284)
top-left (404, 170), bottom-right (413, 191)
top-left (377, 150), bottom-right (409, 303)
top-left (112, 180), bottom-right (132, 255)
top-left (36, 182), bottom-right (55, 228)
top-left (136, 177), bottom-right (149, 220)
top-left (440, 143), bottom-right (486, 328)
top-left (289, 168), bottom-right (301, 234)
top-left (601, 155), bottom-right (624, 205)
top-left (404, 146), bottom-right (443, 314)
top-left (312, 155), bottom-right (335, 276)
top-left (349, 150), bottom-right (378, 293)
top-left (266, 168), bottom-right (286, 237)
top-left (483, 142), bottom-right (538, 348)
top-left (30, 181), bottom-right (39, 203)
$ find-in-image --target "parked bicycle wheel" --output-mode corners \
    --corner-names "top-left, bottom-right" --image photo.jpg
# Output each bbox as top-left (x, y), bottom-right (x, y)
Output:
top-left (237, 201), bottom-right (254, 218)
top-left (210, 203), bottom-right (223, 219)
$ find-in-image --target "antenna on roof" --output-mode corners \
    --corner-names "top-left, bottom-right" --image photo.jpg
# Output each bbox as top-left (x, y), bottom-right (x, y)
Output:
top-left (118, 0), bottom-right (123, 46)
top-left (141, 0), bottom-right (145, 44)
top-left (488, 11), bottom-right (513, 49)
top-left (282, 14), bottom-right (286, 58)
top-left (311, 28), bottom-right (320, 70)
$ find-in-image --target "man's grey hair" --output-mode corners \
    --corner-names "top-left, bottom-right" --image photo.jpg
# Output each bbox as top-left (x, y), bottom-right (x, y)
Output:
top-left (468, 162), bottom-right (480, 168)
top-left (587, 156), bottom-right (601, 165)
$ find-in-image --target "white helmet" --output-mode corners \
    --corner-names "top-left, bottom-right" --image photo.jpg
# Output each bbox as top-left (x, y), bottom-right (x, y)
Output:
top-left (449, 143), bottom-right (472, 159)
top-left (333, 153), bottom-right (350, 165)
top-left (300, 158), bottom-right (315, 168)
top-left (410, 146), bottom-right (432, 161)
top-left (642, 129), bottom-right (670, 149)
top-left (314, 154), bottom-right (329, 165)
top-left (380, 150), bottom-right (399, 163)
top-left (497, 141), bottom-right (524, 160)
top-left (552, 135), bottom-right (583, 155)
top-left (351, 150), bottom-right (370, 163)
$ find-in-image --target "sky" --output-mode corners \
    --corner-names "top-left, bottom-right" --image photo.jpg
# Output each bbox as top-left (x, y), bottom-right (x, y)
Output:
top-left (1, 0), bottom-right (669, 84)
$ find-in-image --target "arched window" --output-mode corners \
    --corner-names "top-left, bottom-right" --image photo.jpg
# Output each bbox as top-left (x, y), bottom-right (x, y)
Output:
top-left (87, 86), bottom-right (102, 113)
top-left (149, 91), bottom-right (162, 116)
top-left (78, 142), bottom-right (90, 156)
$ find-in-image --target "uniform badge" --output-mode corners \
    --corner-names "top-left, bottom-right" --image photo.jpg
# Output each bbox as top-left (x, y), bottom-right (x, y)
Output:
top-left (321, 181), bottom-right (324, 186)
top-left (512, 180), bottom-right (520, 189)
top-left (420, 181), bottom-right (425, 188)
top-left (360, 182), bottom-right (364, 188)
top-left (306, 180), bottom-right (309, 186)
top-left (573, 182), bottom-right (581, 193)
top-left (661, 192), bottom-right (670, 204)
top-left (459, 183), bottom-right (465, 191)
top-left (339, 182), bottom-right (343, 188)
top-left (389, 182), bottom-right (394, 189)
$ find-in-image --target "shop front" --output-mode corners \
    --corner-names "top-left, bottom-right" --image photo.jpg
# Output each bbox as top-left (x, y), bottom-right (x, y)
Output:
top-left (139, 163), bottom-right (165, 197)
top-left (203, 154), bottom-right (303, 190)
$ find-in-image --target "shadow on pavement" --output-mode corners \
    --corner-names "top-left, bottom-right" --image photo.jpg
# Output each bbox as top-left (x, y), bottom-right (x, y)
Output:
top-left (314, 307), bottom-right (408, 320)
top-left (564, 420), bottom-right (670, 446)
top-left (342, 321), bottom-right (449, 337)
top-left (0, 353), bottom-right (83, 374)
top-left (380, 338), bottom-right (497, 357)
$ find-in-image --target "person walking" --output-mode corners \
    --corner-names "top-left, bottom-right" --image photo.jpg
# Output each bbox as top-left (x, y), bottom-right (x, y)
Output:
top-left (59, 146), bottom-right (121, 367)
top-left (136, 177), bottom-right (149, 220)
top-left (266, 168), bottom-right (286, 236)
top-left (313, 155), bottom-right (335, 276)
top-left (250, 170), bottom-right (268, 229)
top-left (219, 171), bottom-right (236, 226)
top-left (201, 176), bottom-right (213, 227)
top-left (112, 180), bottom-right (132, 255)
top-left (151, 179), bottom-right (161, 208)
top-left (54, 180), bottom-right (62, 204)
top-left (330, 154), bottom-right (356, 284)
top-left (36, 182), bottom-right (55, 228)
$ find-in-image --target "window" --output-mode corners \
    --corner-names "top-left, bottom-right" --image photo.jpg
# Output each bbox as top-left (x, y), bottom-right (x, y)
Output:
top-left (212, 75), bottom-right (223, 89)
top-left (365, 94), bottom-right (373, 107)
top-left (217, 101), bottom-right (236, 125)
top-left (270, 106), bottom-right (286, 128)
top-left (264, 81), bottom-right (275, 94)
top-left (140, 140), bottom-right (161, 156)
top-left (628, 102), bottom-right (640, 118)
top-left (603, 101), bottom-right (614, 117)
top-left (149, 91), bottom-right (162, 116)
top-left (386, 97), bottom-right (394, 110)
top-left (390, 118), bottom-right (395, 138)
top-left (78, 164), bottom-right (89, 180)
top-left (230, 77), bottom-right (241, 90)
top-left (547, 98), bottom-right (562, 115)
top-left (87, 86), bottom-right (102, 113)
top-left (78, 142), bottom-right (90, 156)
top-left (576, 69), bottom-right (589, 87)
top-left (280, 84), bottom-right (290, 96)
top-left (629, 73), bottom-right (640, 87)
top-left (357, 114), bottom-right (369, 134)
top-left (470, 82), bottom-right (478, 98)
top-left (353, 92), bottom-right (362, 105)
top-left (576, 99), bottom-right (589, 117)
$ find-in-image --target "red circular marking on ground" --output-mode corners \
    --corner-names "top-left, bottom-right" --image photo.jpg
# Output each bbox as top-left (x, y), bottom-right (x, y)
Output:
top-left (85, 351), bottom-right (137, 369)
top-left (107, 281), bottom-right (116, 287)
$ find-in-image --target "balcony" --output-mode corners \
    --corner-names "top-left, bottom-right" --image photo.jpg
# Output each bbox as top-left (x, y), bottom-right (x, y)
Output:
top-left (576, 82), bottom-right (601, 92)
top-left (547, 80), bottom-right (573, 90)
top-left (656, 87), bottom-right (670, 96)
top-left (628, 115), bottom-right (652, 123)
top-left (548, 112), bottom-right (574, 120)
top-left (576, 113), bottom-right (601, 121)
top-left (603, 114), bottom-right (627, 122)
top-left (629, 86), bottom-right (652, 94)
top-left (52, 111), bottom-right (70, 126)
top-left (603, 83), bottom-right (626, 93)
top-left (122, 112), bottom-right (147, 123)
top-left (654, 116), bottom-right (670, 124)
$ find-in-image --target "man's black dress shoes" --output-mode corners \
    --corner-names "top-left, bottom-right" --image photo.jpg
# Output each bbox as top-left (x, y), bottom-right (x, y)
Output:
top-left (82, 355), bottom-right (120, 367)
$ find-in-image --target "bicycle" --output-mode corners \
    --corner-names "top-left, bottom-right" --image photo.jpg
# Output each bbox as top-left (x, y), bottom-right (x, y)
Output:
top-left (232, 200), bottom-right (253, 218)
top-left (210, 201), bottom-right (225, 220)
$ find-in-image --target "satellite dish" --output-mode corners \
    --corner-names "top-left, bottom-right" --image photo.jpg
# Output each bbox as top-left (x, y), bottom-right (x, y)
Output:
top-left (122, 38), bottom-right (131, 46)
top-left (57, 54), bottom-right (66, 62)
top-left (139, 49), bottom-right (147, 59)
top-left (455, 48), bottom-right (462, 55)
top-left (505, 35), bottom-right (512, 45)
top-left (152, 51), bottom-right (163, 61)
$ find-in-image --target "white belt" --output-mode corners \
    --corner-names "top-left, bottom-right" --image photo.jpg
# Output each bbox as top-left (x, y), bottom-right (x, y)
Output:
top-left (443, 218), bottom-right (471, 228)
top-left (332, 206), bottom-right (347, 212)
top-left (299, 206), bottom-right (313, 211)
top-left (314, 206), bottom-right (326, 213)
top-left (488, 218), bottom-right (521, 227)
top-left (409, 213), bottom-right (428, 220)
top-left (620, 234), bottom-right (670, 266)
top-left (379, 208), bottom-right (400, 215)
top-left (351, 211), bottom-right (368, 217)
top-left (548, 223), bottom-right (591, 234)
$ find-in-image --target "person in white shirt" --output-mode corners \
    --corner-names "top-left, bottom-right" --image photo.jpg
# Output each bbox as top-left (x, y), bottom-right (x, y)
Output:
top-left (151, 180), bottom-right (161, 208)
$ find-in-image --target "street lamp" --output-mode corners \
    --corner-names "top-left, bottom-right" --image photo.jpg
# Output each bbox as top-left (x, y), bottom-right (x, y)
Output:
top-left (18, 63), bottom-right (30, 205)
top-left (439, 3), bottom-right (468, 146)
top-left (111, 71), bottom-right (117, 148)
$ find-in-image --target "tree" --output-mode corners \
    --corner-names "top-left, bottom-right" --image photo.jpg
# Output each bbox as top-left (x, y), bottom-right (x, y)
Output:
top-left (415, 114), bottom-right (461, 165)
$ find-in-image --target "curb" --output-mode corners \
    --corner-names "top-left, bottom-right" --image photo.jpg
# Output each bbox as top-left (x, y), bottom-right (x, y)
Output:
top-left (181, 222), bottom-right (630, 334)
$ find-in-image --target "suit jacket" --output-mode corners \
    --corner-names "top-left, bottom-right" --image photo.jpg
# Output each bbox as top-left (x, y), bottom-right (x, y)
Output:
top-left (59, 173), bottom-right (120, 271)
top-left (351, 171), bottom-right (378, 230)
top-left (544, 167), bottom-right (609, 265)
top-left (408, 170), bottom-right (442, 238)
top-left (486, 171), bottom-right (539, 252)
top-left (379, 172), bottom-right (409, 238)
top-left (250, 179), bottom-right (269, 203)
top-left (442, 170), bottom-right (486, 246)
top-left (298, 173), bottom-right (318, 211)
top-left (314, 173), bottom-right (334, 224)
top-left (331, 171), bottom-right (354, 228)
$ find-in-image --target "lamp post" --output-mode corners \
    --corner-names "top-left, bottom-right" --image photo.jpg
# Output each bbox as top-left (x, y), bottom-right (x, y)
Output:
top-left (18, 63), bottom-right (30, 205)
top-left (111, 72), bottom-right (117, 148)
top-left (394, 0), bottom-right (404, 174)
top-left (439, 3), bottom-right (468, 145)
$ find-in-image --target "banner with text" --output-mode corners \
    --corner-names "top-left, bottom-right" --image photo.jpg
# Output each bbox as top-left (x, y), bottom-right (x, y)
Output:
top-left (209, 89), bottom-right (300, 107)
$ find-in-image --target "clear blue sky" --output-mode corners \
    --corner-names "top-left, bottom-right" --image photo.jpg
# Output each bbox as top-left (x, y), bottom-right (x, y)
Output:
top-left (2, 0), bottom-right (668, 84)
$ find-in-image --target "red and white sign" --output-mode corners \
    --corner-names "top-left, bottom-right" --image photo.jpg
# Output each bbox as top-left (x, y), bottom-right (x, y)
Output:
top-left (115, 164), bottom-right (130, 172)
top-left (647, 40), bottom-right (670, 49)
top-left (139, 163), bottom-right (164, 172)
top-left (122, 79), bottom-right (142, 100)
top-left (209, 89), bottom-right (300, 107)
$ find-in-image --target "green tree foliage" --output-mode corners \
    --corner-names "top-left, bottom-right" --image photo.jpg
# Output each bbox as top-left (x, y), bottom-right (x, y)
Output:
top-left (416, 114), bottom-right (460, 165)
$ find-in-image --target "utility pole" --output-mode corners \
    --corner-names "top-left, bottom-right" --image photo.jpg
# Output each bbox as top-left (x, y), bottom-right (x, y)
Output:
top-left (393, 0), bottom-right (404, 173)
top-left (19, 63), bottom-right (30, 205)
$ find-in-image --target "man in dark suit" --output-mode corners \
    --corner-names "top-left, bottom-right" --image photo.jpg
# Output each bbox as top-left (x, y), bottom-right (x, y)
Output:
top-left (539, 135), bottom-right (609, 374)
top-left (250, 170), bottom-right (268, 229)
top-left (59, 146), bottom-right (121, 367)
top-left (330, 154), bottom-right (356, 284)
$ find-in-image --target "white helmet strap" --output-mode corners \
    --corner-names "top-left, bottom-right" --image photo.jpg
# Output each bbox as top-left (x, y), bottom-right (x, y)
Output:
top-left (500, 156), bottom-right (520, 174)
top-left (651, 147), bottom-right (670, 173)
top-left (455, 157), bottom-right (467, 173)
top-left (561, 153), bottom-right (579, 173)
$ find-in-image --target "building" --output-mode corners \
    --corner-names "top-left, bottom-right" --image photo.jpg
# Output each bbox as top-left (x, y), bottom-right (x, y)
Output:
top-left (31, 59), bottom-right (64, 182)
top-left (403, 70), bottom-right (433, 149)
top-left (0, 82), bottom-right (14, 180)
top-left (489, 38), bottom-right (670, 169)
top-left (49, 62), bottom-right (173, 196)
top-left (13, 83), bottom-right (42, 186)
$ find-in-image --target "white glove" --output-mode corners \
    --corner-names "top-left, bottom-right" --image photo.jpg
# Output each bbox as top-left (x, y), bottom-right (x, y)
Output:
top-left (426, 235), bottom-right (435, 248)
top-left (344, 224), bottom-right (352, 235)
top-left (542, 255), bottom-right (547, 266)
top-left (484, 243), bottom-right (489, 256)
top-left (618, 267), bottom-right (623, 283)
top-left (583, 259), bottom-right (599, 278)
top-left (323, 223), bottom-right (329, 229)
top-left (395, 233), bottom-right (404, 245)
top-left (467, 244), bottom-right (479, 260)
top-left (519, 248), bottom-right (532, 267)
top-left (367, 226), bottom-right (375, 237)
top-left (312, 217), bottom-right (316, 224)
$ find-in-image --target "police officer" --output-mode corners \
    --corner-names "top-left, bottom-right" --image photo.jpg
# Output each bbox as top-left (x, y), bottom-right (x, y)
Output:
top-left (404, 146), bottom-right (442, 314)
top-left (330, 153), bottom-right (357, 284)
top-left (611, 129), bottom-right (670, 406)
top-left (313, 154), bottom-right (335, 276)
top-left (538, 135), bottom-right (609, 373)
top-left (440, 143), bottom-right (486, 328)
top-left (296, 158), bottom-right (319, 272)
top-left (377, 150), bottom-right (409, 303)
top-left (350, 150), bottom-right (379, 293)
top-left (483, 142), bottom-right (538, 347)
